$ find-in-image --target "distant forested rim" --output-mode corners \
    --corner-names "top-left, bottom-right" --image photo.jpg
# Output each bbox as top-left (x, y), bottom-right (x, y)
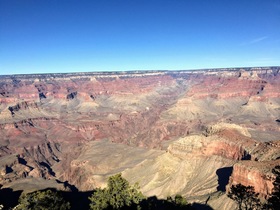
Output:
top-left (0, 66), bottom-right (279, 79)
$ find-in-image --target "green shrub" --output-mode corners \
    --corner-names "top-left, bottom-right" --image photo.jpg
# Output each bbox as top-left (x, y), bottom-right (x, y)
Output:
top-left (16, 189), bottom-right (70, 210)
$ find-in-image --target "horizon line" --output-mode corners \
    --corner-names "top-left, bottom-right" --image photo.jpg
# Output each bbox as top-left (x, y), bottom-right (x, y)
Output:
top-left (0, 66), bottom-right (279, 77)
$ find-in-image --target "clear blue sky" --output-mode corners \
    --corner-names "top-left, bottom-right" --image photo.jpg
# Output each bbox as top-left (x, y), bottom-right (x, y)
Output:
top-left (0, 0), bottom-right (280, 75)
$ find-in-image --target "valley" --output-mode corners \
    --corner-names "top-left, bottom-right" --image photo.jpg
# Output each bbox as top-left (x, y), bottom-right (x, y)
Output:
top-left (0, 67), bottom-right (280, 209)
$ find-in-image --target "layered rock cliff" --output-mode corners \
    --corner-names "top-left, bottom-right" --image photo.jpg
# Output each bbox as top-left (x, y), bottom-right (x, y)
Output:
top-left (0, 67), bottom-right (280, 209)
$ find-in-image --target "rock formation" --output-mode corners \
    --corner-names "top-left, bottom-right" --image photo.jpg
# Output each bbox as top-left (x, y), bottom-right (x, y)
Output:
top-left (0, 67), bottom-right (280, 209)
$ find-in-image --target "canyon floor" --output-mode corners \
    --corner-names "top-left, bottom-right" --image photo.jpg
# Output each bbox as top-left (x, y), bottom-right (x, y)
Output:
top-left (0, 67), bottom-right (280, 209)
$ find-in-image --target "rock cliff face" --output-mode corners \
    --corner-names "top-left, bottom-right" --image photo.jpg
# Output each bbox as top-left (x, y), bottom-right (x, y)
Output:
top-left (0, 67), bottom-right (280, 209)
top-left (227, 140), bottom-right (280, 198)
top-left (228, 160), bottom-right (279, 197)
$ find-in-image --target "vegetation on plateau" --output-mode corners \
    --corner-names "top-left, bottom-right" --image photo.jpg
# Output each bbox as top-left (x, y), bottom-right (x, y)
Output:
top-left (88, 173), bottom-right (144, 210)
top-left (0, 174), bottom-right (192, 210)
top-left (88, 173), bottom-right (191, 210)
top-left (228, 184), bottom-right (260, 210)
top-left (1, 166), bottom-right (279, 210)
top-left (14, 189), bottom-right (70, 210)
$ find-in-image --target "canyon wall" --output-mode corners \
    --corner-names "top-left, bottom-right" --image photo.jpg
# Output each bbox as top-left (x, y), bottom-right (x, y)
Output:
top-left (0, 67), bottom-right (280, 209)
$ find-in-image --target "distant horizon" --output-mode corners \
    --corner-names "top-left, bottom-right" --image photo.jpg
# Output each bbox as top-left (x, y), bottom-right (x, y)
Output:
top-left (0, 65), bottom-right (279, 77)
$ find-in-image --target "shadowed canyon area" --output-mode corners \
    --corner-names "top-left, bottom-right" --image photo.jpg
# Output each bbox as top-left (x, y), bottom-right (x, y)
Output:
top-left (0, 67), bottom-right (280, 209)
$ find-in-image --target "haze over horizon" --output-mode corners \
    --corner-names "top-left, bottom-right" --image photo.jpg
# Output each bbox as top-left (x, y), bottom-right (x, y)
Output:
top-left (1, 0), bottom-right (280, 75)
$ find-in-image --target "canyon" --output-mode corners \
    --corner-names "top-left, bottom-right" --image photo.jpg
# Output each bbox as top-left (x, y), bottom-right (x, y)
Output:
top-left (0, 67), bottom-right (279, 209)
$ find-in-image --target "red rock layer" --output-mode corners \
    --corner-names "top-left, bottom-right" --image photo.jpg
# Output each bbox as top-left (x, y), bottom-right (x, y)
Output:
top-left (0, 67), bottom-right (279, 195)
top-left (228, 160), bottom-right (280, 197)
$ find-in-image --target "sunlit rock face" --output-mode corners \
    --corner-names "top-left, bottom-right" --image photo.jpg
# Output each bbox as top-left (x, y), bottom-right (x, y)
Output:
top-left (0, 67), bottom-right (280, 209)
top-left (228, 160), bottom-right (278, 198)
top-left (227, 140), bottom-right (280, 198)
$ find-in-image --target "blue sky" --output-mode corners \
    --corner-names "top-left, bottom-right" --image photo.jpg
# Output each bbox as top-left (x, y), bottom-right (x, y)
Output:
top-left (0, 0), bottom-right (280, 75)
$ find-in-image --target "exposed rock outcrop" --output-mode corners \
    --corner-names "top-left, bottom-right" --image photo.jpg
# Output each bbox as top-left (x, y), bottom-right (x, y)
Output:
top-left (227, 139), bottom-right (280, 198)
top-left (0, 67), bottom-right (280, 209)
top-left (228, 160), bottom-right (280, 197)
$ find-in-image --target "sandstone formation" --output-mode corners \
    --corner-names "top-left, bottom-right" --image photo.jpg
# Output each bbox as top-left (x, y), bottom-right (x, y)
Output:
top-left (0, 67), bottom-right (280, 209)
